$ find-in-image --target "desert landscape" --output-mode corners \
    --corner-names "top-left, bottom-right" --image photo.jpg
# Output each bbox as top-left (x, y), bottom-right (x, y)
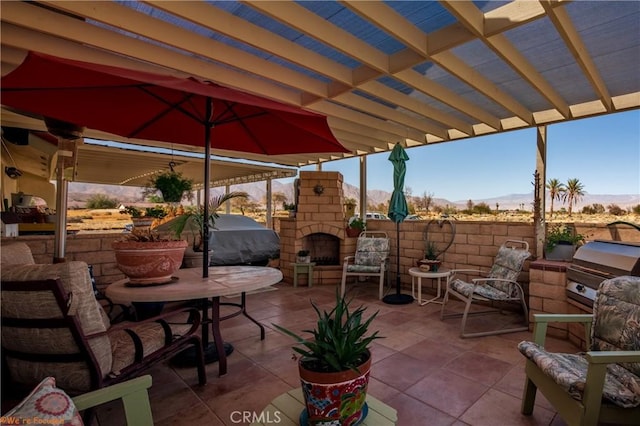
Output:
top-left (67, 208), bottom-right (639, 233)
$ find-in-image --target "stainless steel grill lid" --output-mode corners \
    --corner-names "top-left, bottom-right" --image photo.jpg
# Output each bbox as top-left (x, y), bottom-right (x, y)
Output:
top-left (566, 240), bottom-right (640, 306)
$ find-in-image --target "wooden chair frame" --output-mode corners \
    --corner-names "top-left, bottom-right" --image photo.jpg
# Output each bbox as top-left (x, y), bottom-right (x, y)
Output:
top-left (73, 375), bottom-right (154, 425)
top-left (521, 314), bottom-right (640, 425)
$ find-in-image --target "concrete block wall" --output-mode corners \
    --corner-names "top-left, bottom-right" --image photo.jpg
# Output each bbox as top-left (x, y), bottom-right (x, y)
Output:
top-left (1, 233), bottom-right (127, 291)
top-left (365, 220), bottom-right (536, 293)
top-left (529, 260), bottom-right (591, 349)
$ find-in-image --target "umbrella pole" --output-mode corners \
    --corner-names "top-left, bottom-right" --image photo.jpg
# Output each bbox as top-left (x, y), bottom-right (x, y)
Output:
top-left (202, 97), bottom-right (212, 278)
top-left (382, 221), bottom-right (413, 305)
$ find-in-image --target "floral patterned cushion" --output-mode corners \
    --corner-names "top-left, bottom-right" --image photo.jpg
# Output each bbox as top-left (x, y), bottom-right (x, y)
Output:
top-left (486, 246), bottom-right (530, 296)
top-left (353, 238), bottom-right (389, 268)
top-left (518, 276), bottom-right (640, 409)
top-left (450, 279), bottom-right (511, 300)
top-left (346, 264), bottom-right (383, 273)
top-left (591, 275), bottom-right (640, 377)
top-left (518, 341), bottom-right (640, 408)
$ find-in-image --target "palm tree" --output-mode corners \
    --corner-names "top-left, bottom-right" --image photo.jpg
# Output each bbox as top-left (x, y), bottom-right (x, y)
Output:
top-left (546, 178), bottom-right (566, 218)
top-left (565, 178), bottom-right (585, 216)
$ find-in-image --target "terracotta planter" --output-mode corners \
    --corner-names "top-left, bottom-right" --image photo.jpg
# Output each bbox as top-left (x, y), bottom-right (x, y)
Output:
top-left (345, 227), bottom-right (362, 238)
top-left (112, 240), bottom-right (187, 285)
top-left (417, 259), bottom-right (442, 272)
top-left (298, 350), bottom-right (371, 426)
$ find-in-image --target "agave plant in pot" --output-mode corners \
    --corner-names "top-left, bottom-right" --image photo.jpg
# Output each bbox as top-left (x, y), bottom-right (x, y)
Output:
top-left (273, 291), bottom-right (382, 426)
top-left (168, 192), bottom-right (247, 268)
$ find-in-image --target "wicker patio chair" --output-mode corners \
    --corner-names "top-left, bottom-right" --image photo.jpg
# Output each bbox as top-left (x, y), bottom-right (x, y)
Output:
top-left (0, 243), bottom-right (206, 400)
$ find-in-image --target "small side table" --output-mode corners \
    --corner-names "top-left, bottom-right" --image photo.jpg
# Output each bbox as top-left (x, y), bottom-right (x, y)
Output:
top-left (409, 267), bottom-right (451, 306)
top-left (293, 262), bottom-right (315, 287)
top-left (251, 387), bottom-right (397, 425)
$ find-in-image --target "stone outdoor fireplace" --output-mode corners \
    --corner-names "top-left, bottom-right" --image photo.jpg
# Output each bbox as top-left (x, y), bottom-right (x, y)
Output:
top-left (279, 171), bottom-right (357, 286)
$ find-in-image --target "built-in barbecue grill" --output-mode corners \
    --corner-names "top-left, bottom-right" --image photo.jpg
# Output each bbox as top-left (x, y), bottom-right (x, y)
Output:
top-left (566, 240), bottom-right (640, 307)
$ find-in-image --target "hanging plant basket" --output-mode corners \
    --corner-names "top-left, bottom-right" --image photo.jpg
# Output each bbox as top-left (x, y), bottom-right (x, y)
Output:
top-left (145, 170), bottom-right (194, 203)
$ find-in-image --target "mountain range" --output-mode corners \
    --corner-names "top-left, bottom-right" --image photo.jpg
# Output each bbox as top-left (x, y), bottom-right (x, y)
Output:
top-left (68, 181), bottom-right (639, 211)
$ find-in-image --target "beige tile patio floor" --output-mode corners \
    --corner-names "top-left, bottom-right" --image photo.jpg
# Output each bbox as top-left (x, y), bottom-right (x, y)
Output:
top-left (94, 280), bottom-right (574, 426)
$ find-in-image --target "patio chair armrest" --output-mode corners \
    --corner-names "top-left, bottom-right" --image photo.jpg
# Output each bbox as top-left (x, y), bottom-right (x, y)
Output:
top-left (576, 351), bottom-right (640, 411)
top-left (72, 375), bottom-right (153, 425)
top-left (343, 255), bottom-right (355, 263)
top-left (109, 306), bottom-right (202, 336)
top-left (471, 277), bottom-right (517, 284)
top-left (531, 313), bottom-right (593, 345)
top-left (586, 350), bottom-right (640, 364)
top-left (450, 269), bottom-right (484, 281)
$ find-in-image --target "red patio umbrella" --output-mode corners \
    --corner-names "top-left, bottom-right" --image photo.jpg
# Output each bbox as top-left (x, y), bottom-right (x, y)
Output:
top-left (1, 52), bottom-right (348, 275)
top-left (1, 52), bottom-right (345, 155)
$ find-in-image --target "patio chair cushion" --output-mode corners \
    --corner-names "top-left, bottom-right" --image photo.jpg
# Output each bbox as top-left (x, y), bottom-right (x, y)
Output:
top-left (352, 237), bottom-right (389, 270)
top-left (1, 262), bottom-right (113, 392)
top-left (108, 316), bottom-right (193, 376)
top-left (486, 245), bottom-right (531, 296)
top-left (448, 245), bottom-right (530, 301)
top-left (1, 242), bottom-right (35, 265)
top-left (590, 275), bottom-right (640, 377)
top-left (2, 376), bottom-right (82, 425)
top-left (449, 279), bottom-right (511, 300)
top-left (518, 341), bottom-right (640, 408)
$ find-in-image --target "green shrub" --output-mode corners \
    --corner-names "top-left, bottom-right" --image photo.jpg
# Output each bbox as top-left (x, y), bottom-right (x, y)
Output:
top-left (582, 203), bottom-right (605, 214)
top-left (86, 194), bottom-right (118, 209)
top-left (607, 204), bottom-right (625, 216)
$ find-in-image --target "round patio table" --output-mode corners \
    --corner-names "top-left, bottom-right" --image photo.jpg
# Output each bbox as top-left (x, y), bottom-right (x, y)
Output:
top-left (106, 265), bottom-right (283, 377)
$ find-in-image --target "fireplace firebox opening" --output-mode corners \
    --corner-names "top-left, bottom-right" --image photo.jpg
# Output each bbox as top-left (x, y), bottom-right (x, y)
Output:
top-left (302, 233), bottom-right (340, 265)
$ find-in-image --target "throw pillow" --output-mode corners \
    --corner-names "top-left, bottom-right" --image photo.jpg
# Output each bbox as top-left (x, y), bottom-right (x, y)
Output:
top-left (2, 377), bottom-right (83, 425)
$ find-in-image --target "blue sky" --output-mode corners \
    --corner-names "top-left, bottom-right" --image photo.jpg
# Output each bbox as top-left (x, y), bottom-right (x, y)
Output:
top-left (299, 109), bottom-right (640, 201)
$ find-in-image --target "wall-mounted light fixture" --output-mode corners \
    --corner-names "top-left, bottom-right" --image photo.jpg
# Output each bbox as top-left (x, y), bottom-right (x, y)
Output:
top-left (4, 166), bottom-right (22, 179)
top-left (313, 183), bottom-right (324, 196)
